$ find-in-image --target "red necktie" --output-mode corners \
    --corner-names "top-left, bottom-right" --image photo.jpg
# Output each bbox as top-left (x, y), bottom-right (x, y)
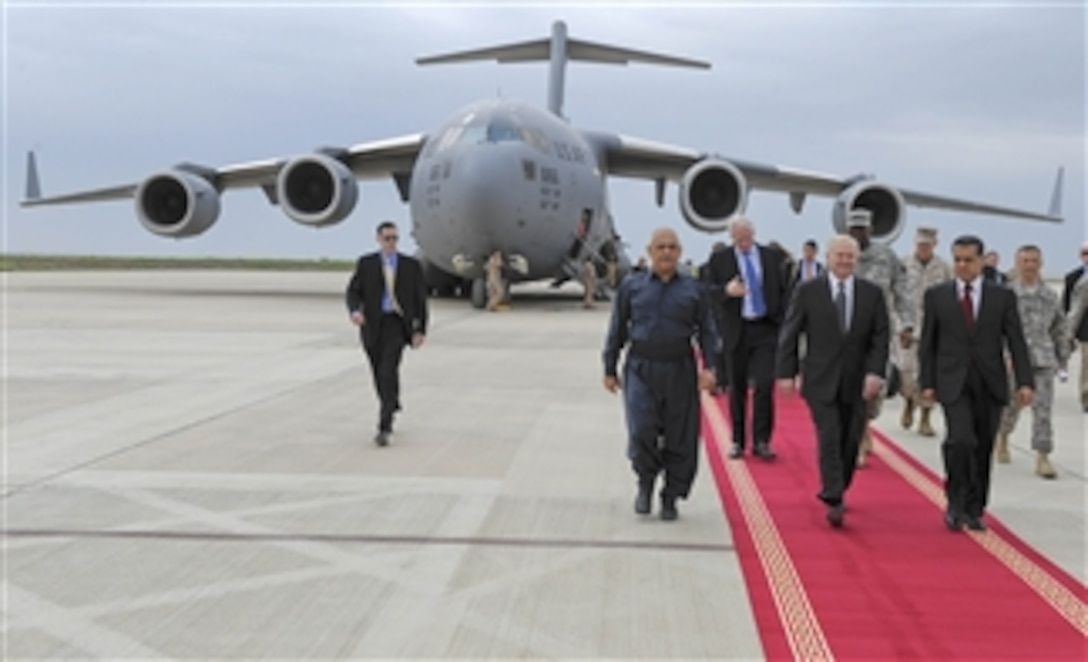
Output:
top-left (961, 282), bottom-right (974, 331)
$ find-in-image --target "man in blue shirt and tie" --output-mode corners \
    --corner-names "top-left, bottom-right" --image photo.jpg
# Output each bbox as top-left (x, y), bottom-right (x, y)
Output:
top-left (705, 217), bottom-right (791, 460)
top-left (346, 221), bottom-right (429, 446)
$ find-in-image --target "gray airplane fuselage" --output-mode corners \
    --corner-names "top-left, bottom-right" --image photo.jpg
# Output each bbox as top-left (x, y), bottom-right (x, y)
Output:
top-left (410, 99), bottom-right (610, 281)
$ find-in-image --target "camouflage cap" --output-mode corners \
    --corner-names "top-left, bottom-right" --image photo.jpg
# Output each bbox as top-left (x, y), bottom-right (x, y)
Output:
top-left (845, 209), bottom-right (872, 228)
top-left (915, 227), bottom-right (938, 244)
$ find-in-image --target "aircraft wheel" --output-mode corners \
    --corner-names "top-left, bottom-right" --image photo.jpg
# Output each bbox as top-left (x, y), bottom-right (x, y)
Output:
top-left (471, 278), bottom-right (487, 309)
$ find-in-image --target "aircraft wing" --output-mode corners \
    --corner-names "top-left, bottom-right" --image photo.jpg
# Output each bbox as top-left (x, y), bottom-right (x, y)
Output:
top-left (583, 130), bottom-right (1063, 223)
top-left (21, 133), bottom-right (427, 207)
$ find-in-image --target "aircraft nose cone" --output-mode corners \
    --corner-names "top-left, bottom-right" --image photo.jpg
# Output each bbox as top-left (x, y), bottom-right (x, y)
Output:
top-left (452, 146), bottom-right (523, 241)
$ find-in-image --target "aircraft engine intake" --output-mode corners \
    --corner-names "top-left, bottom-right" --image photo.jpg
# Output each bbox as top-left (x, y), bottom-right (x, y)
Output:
top-left (277, 154), bottom-right (358, 227)
top-left (832, 181), bottom-right (906, 245)
top-left (135, 171), bottom-right (221, 238)
top-left (679, 159), bottom-right (748, 233)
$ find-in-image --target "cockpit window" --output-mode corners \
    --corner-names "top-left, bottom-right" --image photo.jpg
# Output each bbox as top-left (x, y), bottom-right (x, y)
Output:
top-left (426, 111), bottom-right (551, 155)
top-left (486, 120), bottom-right (523, 143)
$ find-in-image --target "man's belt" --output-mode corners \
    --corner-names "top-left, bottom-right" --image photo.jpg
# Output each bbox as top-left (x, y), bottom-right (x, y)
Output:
top-left (629, 339), bottom-right (693, 361)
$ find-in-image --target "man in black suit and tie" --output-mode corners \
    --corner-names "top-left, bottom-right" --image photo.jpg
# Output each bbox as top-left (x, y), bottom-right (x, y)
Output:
top-left (777, 235), bottom-right (889, 527)
top-left (920, 235), bottom-right (1033, 531)
top-left (789, 239), bottom-right (824, 289)
top-left (1060, 242), bottom-right (1088, 412)
top-left (345, 221), bottom-right (429, 446)
top-left (706, 217), bottom-right (790, 460)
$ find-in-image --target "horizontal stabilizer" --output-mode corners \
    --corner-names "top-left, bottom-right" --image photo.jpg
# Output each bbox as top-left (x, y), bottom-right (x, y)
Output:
top-left (417, 21), bottom-right (711, 117)
top-left (417, 37), bottom-right (710, 69)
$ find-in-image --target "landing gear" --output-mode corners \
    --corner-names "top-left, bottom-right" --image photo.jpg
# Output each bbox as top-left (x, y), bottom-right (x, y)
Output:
top-left (470, 278), bottom-right (487, 309)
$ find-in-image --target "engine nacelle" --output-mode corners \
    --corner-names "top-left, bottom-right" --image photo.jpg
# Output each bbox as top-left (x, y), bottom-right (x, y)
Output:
top-left (136, 171), bottom-right (221, 238)
top-left (832, 181), bottom-right (906, 245)
top-left (679, 159), bottom-right (748, 233)
top-left (277, 154), bottom-right (358, 227)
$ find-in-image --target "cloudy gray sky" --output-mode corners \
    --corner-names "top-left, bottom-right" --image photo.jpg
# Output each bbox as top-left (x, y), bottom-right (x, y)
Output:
top-left (4, 1), bottom-right (1085, 275)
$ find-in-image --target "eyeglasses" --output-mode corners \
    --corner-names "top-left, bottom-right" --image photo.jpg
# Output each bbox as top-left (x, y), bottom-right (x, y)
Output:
top-left (381, 235), bottom-right (399, 242)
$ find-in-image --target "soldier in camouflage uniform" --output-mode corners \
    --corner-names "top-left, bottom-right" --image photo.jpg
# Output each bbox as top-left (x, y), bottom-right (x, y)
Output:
top-left (847, 210), bottom-right (914, 466)
top-left (997, 245), bottom-right (1069, 479)
top-left (900, 227), bottom-right (953, 436)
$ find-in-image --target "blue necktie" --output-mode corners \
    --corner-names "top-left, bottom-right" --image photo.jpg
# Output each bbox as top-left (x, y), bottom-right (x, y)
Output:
top-left (742, 251), bottom-right (766, 317)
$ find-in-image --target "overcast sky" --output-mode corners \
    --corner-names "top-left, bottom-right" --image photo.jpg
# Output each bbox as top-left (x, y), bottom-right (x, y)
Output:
top-left (3, 1), bottom-right (1085, 275)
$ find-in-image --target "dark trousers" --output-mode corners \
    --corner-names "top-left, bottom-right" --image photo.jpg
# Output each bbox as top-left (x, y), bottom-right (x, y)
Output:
top-left (806, 396), bottom-right (867, 506)
top-left (941, 367), bottom-right (1001, 518)
top-left (364, 314), bottom-right (407, 432)
top-left (623, 356), bottom-right (700, 499)
top-left (728, 319), bottom-right (778, 448)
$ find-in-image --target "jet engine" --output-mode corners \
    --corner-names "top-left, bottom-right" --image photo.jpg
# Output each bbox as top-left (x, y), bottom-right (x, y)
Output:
top-left (277, 154), bottom-right (358, 227)
top-left (679, 159), bottom-right (748, 233)
top-left (136, 171), bottom-right (221, 238)
top-left (832, 181), bottom-right (906, 245)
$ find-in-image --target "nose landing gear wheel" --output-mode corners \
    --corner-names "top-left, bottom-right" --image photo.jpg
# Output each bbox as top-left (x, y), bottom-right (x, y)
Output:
top-left (471, 277), bottom-right (487, 309)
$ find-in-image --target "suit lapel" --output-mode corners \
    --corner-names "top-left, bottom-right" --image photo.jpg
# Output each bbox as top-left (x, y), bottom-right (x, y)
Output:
top-left (977, 281), bottom-right (998, 334)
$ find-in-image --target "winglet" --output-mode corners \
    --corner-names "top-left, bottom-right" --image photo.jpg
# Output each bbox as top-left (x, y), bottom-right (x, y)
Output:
top-left (25, 150), bottom-right (42, 201)
top-left (1048, 166), bottom-right (1063, 219)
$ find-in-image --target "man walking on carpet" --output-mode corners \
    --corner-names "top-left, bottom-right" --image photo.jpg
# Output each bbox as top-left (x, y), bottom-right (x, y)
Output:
top-left (776, 234), bottom-right (889, 528)
top-left (920, 235), bottom-right (1033, 532)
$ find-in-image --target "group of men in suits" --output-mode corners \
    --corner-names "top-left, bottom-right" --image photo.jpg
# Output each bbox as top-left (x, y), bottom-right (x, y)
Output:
top-left (344, 217), bottom-right (1048, 536)
top-left (700, 213), bottom-right (1036, 531)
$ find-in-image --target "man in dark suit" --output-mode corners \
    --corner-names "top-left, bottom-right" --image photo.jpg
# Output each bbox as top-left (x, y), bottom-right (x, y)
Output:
top-left (777, 235), bottom-right (889, 527)
top-left (706, 217), bottom-right (790, 460)
top-left (345, 221), bottom-right (429, 446)
top-left (700, 241), bottom-right (730, 391)
top-left (789, 239), bottom-right (824, 289)
top-left (1060, 242), bottom-right (1088, 412)
top-left (982, 250), bottom-right (1009, 286)
top-left (920, 235), bottom-right (1033, 532)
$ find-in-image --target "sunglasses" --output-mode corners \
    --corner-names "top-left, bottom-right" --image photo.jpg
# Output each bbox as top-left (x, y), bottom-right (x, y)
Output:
top-left (381, 235), bottom-right (399, 242)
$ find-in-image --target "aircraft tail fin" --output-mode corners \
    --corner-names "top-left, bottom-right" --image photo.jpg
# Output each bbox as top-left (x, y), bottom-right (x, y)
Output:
top-left (1048, 166), bottom-right (1064, 219)
top-left (416, 21), bottom-right (710, 118)
top-left (25, 150), bottom-right (42, 201)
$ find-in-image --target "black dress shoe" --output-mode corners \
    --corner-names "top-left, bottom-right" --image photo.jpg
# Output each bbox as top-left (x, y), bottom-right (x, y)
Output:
top-left (826, 504), bottom-right (845, 528)
top-left (634, 483), bottom-right (652, 515)
top-left (373, 431), bottom-right (390, 447)
top-left (660, 496), bottom-right (678, 521)
top-left (964, 515), bottom-right (987, 532)
top-left (728, 443), bottom-right (744, 459)
top-left (944, 510), bottom-right (962, 531)
top-left (753, 443), bottom-right (777, 460)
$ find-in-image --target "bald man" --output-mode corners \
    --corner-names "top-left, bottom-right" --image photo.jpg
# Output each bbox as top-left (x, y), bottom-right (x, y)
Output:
top-left (603, 228), bottom-right (719, 521)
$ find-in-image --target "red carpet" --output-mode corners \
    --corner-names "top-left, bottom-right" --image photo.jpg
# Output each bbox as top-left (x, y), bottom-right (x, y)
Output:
top-left (701, 392), bottom-right (1087, 661)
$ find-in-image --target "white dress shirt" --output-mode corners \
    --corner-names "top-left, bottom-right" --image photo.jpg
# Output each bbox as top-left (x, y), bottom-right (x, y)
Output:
top-left (956, 275), bottom-right (983, 319)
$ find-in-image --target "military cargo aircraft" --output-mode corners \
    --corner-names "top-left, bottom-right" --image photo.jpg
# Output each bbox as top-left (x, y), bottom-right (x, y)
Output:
top-left (22, 21), bottom-right (1063, 308)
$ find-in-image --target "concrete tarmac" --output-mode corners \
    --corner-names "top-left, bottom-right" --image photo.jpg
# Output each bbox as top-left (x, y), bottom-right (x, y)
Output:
top-left (3, 271), bottom-right (1084, 659)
